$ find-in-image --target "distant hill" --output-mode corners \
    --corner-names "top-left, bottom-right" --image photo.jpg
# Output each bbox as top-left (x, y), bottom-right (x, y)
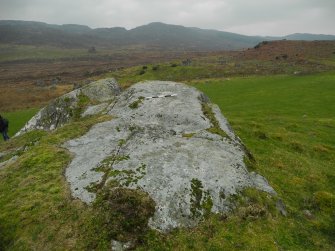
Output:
top-left (0, 20), bottom-right (334, 51)
top-left (241, 40), bottom-right (335, 61)
top-left (283, 33), bottom-right (335, 41)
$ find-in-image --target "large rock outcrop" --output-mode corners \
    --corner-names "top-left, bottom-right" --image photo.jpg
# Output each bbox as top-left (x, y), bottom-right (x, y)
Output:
top-left (15, 78), bottom-right (120, 136)
top-left (64, 80), bottom-right (275, 232)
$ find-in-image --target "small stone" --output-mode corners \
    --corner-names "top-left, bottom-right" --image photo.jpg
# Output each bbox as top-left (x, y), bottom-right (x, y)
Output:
top-left (303, 209), bottom-right (313, 219)
top-left (111, 240), bottom-right (123, 251)
top-left (276, 199), bottom-right (287, 216)
top-left (111, 240), bottom-right (133, 251)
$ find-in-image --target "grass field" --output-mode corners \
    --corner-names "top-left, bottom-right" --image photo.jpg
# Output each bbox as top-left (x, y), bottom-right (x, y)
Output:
top-left (1, 108), bottom-right (39, 139)
top-left (155, 72), bottom-right (335, 250)
top-left (106, 59), bottom-right (335, 90)
top-left (137, 73), bottom-right (335, 250)
top-left (0, 72), bottom-right (334, 250)
top-left (0, 44), bottom-right (125, 62)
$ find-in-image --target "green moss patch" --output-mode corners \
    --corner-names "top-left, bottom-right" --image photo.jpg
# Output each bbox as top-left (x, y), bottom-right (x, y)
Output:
top-left (182, 133), bottom-right (195, 138)
top-left (87, 187), bottom-right (156, 248)
top-left (129, 96), bottom-right (145, 109)
top-left (201, 103), bottom-right (230, 140)
top-left (190, 178), bottom-right (213, 219)
top-left (72, 92), bottom-right (92, 119)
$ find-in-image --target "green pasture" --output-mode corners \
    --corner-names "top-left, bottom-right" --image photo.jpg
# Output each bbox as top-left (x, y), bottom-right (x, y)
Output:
top-left (1, 108), bottom-right (39, 139)
top-left (139, 72), bottom-right (335, 250)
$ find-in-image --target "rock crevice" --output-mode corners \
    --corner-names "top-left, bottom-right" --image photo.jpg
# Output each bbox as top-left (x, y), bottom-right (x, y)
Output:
top-left (63, 80), bottom-right (276, 232)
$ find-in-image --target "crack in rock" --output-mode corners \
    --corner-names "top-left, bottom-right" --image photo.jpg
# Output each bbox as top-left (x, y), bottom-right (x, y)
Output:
top-left (64, 80), bottom-right (276, 232)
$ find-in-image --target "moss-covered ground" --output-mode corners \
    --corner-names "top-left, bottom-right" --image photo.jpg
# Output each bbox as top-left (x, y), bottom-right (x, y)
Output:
top-left (0, 115), bottom-right (118, 250)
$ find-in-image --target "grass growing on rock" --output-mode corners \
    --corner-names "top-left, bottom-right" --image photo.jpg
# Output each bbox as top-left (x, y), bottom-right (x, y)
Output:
top-left (72, 92), bottom-right (92, 119)
top-left (129, 96), bottom-right (145, 109)
top-left (201, 102), bottom-right (230, 140)
top-left (85, 187), bottom-right (156, 250)
top-left (189, 178), bottom-right (213, 219)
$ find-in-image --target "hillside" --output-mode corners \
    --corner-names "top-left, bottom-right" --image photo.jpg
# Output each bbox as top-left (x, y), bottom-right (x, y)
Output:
top-left (240, 40), bottom-right (335, 61)
top-left (1, 20), bottom-right (334, 52)
top-left (0, 20), bottom-right (262, 51)
top-left (283, 33), bottom-right (335, 41)
top-left (1, 72), bottom-right (334, 250)
top-left (1, 40), bottom-right (334, 113)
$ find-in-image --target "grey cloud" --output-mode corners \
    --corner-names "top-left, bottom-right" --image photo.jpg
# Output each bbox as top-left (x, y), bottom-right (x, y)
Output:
top-left (0, 0), bottom-right (334, 35)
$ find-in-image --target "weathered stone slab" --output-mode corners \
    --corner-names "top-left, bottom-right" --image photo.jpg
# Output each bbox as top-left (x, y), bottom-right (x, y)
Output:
top-left (64, 80), bottom-right (276, 232)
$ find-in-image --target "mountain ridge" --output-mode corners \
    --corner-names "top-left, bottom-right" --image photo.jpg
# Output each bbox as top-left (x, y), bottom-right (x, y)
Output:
top-left (0, 20), bottom-right (334, 51)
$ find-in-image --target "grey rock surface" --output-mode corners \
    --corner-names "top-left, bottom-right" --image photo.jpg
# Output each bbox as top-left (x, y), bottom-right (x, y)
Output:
top-left (81, 103), bottom-right (109, 117)
top-left (276, 199), bottom-right (288, 216)
top-left (15, 78), bottom-right (120, 136)
top-left (64, 80), bottom-right (276, 232)
top-left (81, 78), bottom-right (121, 102)
top-left (303, 209), bottom-right (313, 219)
top-left (111, 240), bottom-right (133, 251)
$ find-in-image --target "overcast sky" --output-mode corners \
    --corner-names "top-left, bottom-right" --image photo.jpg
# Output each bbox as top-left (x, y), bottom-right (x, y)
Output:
top-left (0, 0), bottom-right (334, 36)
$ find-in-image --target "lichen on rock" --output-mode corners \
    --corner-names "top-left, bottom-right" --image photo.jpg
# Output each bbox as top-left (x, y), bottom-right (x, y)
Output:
top-left (15, 78), bottom-right (120, 136)
top-left (63, 80), bottom-right (276, 233)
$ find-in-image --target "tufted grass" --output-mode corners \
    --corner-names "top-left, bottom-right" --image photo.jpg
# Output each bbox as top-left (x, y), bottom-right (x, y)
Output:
top-left (0, 115), bottom-right (113, 250)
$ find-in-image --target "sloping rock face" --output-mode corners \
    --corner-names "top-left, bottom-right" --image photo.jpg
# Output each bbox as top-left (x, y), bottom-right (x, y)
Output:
top-left (64, 80), bottom-right (275, 232)
top-left (15, 78), bottom-right (120, 136)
